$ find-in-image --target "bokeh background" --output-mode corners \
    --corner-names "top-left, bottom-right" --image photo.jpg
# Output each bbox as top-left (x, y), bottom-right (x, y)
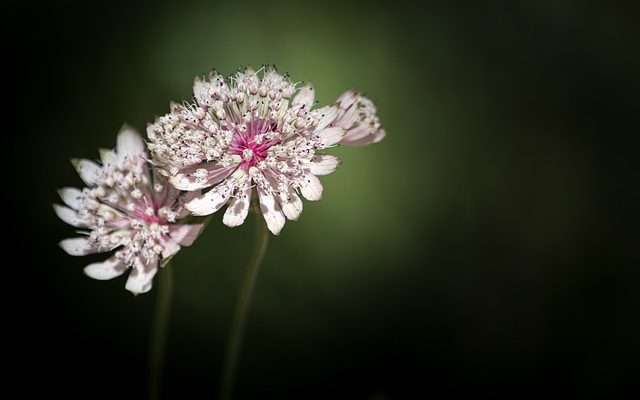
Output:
top-left (7, 1), bottom-right (639, 398)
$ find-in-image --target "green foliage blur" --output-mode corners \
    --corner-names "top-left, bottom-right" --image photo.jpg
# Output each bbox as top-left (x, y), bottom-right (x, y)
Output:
top-left (8, 0), bottom-right (639, 398)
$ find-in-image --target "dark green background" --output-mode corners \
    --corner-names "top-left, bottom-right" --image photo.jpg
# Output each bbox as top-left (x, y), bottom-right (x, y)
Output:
top-left (7, 1), bottom-right (639, 398)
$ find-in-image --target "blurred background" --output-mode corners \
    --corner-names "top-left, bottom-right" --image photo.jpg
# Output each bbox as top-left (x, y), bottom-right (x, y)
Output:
top-left (6, 1), bottom-right (639, 398)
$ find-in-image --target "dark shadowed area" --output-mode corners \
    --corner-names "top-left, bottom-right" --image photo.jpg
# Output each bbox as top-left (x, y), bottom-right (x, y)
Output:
top-left (6, 1), bottom-right (639, 398)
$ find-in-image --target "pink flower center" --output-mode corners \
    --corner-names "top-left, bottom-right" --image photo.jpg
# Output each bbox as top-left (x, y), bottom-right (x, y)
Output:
top-left (228, 118), bottom-right (280, 170)
top-left (132, 200), bottom-right (166, 225)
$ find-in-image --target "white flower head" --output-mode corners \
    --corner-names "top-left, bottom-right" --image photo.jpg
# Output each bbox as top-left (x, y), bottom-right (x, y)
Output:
top-left (55, 125), bottom-right (204, 295)
top-left (147, 66), bottom-right (384, 235)
top-left (331, 90), bottom-right (386, 146)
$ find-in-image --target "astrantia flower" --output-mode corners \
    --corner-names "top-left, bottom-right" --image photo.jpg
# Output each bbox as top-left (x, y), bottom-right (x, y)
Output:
top-left (147, 66), bottom-right (385, 235)
top-left (54, 126), bottom-right (204, 295)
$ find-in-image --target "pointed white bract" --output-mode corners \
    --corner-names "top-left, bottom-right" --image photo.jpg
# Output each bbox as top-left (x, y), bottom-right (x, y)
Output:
top-left (147, 66), bottom-right (387, 235)
top-left (55, 126), bottom-right (204, 295)
top-left (332, 90), bottom-right (386, 146)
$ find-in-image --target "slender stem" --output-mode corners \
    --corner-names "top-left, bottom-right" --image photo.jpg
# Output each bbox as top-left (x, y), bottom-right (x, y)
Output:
top-left (149, 263), bottom-right (174, 400)
top-left (220, 212), bottom-right (269, 400)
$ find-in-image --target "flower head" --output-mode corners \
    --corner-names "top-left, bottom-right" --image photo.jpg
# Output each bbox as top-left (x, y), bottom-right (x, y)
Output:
top-left (147, 66), bottom-right (385, 235)
top-left (55, 126), bottom-right (204, 295)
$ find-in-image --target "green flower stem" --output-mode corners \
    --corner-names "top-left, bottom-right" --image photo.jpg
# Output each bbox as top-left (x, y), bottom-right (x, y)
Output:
top-left (149, 263), bottom-right (174, 400)
top-left (220, 211), bottom-right (269, 400)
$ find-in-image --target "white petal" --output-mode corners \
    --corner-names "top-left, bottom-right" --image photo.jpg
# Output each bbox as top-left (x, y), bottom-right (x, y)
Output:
top-left (292, 84), bottom-right (315, 109)
top-left (185, 185), bottom-right (233, 216)
top-left (162, 239), bottom-right (180, 259)
top-left (300, 173), bottom-right (323, 201)
top-left (84, 257), bottom-right (126, 280)
top-left (71, 158), bottom-right (101, 186)
top-left (343, 107), bottom-right (362, 128)
top-left (342, 128), bottom-right (386, 146)
top-left (223, 186), bottom-right (251, 227)
top-left (193, 74), bottom-right (217, 107)
top-left (305, 154), bottom-right (342, 176)
top-left (258, 187), bottom-right (285, 235)
top-left (169, 224), bottom-right (204, 246)
top-left (59, 237), bottom-right (99, 256)
top-left (116, 124), bottom-right (146, 163)
top-left (342, 123), bottom-right (373, 142)
top-left (193, 75), bottom-right (210, 105)
top-left (316, 127), bottom-right (347, 147)
top-left (279, 189), bottom-right (303, 221)
top-left (174, 191), bottom-right (201, 219)
top-left (169, 174), bottom-right (211, 191)
top-left (373, 128), bottom-right (386, 144)
top-left (57, 187), bottom-right (83, 210)
top-left (334, 101), bottom-right (360, 129)
top-left (168, 164), bottom-right (235, 191)
top-left (181, 190), bottom-right (201, 204)
top-left (98, 148), bottom-right (118, 168)
top-left (125, 260), bottom-right (158, 295)
top-left (313, 106), bottom-right (338, 130)
top-left (53, 204), bottom-right (87, 228)
top-left (337, 90), bottom-right (359, 109)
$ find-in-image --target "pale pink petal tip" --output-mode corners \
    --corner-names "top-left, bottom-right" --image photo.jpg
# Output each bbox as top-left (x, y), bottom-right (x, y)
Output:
top-left (222, 186), bottom-right (251, 227)
top-left (53, 204), bottom-right (86, 228)
top-left (84, 257), bottom-right (126, 280)
top-left (71, 158), bottom-right (101, 186)
top-left (258, 187), bottom-right (285, 235)
top-left (57, 187), bottom-right (83, 210)
top-left (125, 261), bottom-right (158, 295)
top-left (169, 224), bottom-right (205, 246)
top-left (116, 124), bottom-right (146, 161)
top-left (59, 237), bottom-right (98, 256)
top-left (307, 155), bottom-right (342, 176)
top-left (292, 84), bottom-right (315, 108)
top-left (300, 174), bottom-right (323, 201)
